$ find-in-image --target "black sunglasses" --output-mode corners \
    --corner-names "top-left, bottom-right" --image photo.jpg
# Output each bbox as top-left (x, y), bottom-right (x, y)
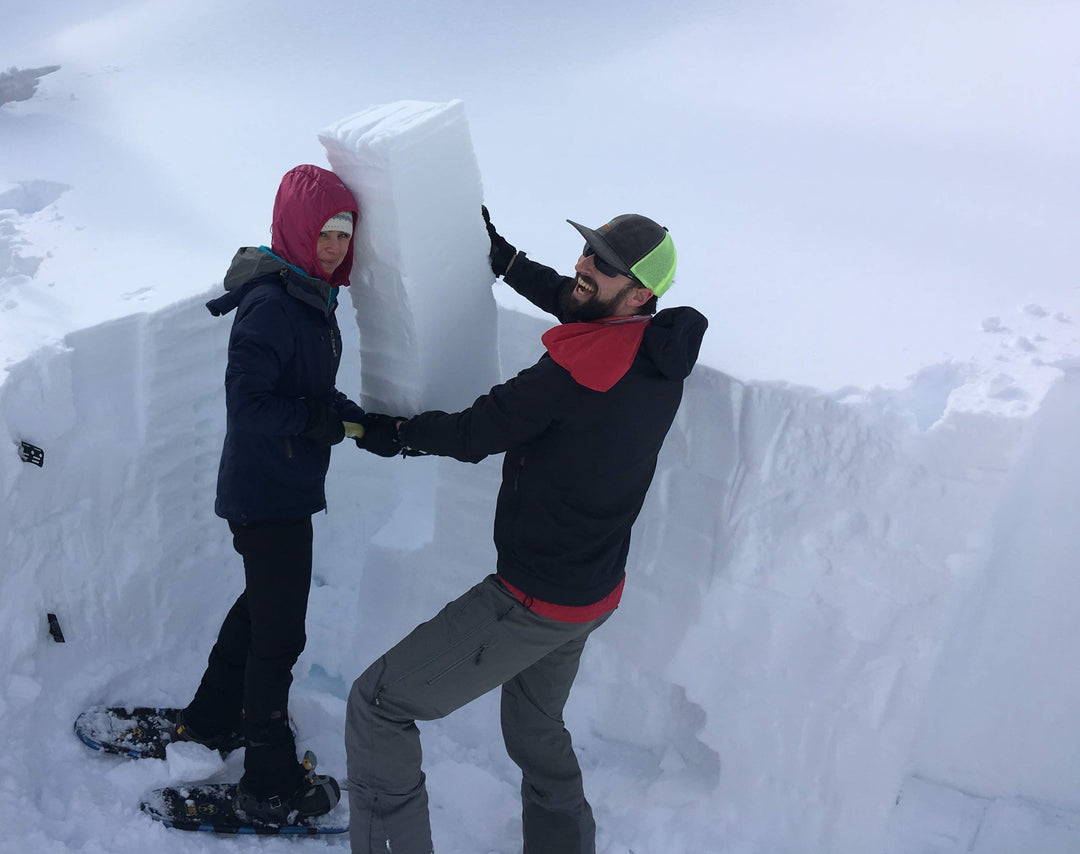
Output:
top-left (583, 244), bottom-right (634, 280)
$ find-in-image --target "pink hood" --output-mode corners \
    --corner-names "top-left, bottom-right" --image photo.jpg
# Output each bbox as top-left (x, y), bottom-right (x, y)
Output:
top-left (270, 164), bottom-right (359, 287)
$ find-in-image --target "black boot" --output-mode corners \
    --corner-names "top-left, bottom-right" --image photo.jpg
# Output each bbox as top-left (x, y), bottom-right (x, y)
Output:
top-left (172, 708), bottom-right (244, 754)
top-left (233, 750), bottom-right (340, 823)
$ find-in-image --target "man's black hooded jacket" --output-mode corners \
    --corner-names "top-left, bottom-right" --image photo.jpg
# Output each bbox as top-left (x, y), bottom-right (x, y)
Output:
top-left (400, 254), bottom-right (708, 607)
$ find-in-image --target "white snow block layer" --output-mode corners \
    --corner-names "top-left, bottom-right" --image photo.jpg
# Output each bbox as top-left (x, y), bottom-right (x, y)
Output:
top-left (319, 100), bottom-right (499, 415)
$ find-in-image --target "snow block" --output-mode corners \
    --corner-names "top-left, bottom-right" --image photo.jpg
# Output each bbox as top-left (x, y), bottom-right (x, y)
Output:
top-left (319, 100), bottom-right (499, 414)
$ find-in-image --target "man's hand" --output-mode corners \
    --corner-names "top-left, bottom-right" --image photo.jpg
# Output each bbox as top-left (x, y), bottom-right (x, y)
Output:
top-left (300, 400), bottom-right (346, 446)
top-left (355, 413), bottom-right (404, 458)
top-left (482, 206), bottom-right (517, 278)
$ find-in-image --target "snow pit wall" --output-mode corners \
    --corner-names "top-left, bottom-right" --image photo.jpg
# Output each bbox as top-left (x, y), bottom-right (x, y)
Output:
top-left (910, 369), bottom-right (1080, 804)
top-left (1, 295), bottom-right (1067, 852)
top-left (0, 291), bottom-right (235, 706)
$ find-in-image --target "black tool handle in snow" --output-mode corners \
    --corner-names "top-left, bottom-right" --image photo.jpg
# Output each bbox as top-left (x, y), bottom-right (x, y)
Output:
top-left (19, 441), bottom-right (44, 467)
top-left (47, 613), bottom-right (65, 642)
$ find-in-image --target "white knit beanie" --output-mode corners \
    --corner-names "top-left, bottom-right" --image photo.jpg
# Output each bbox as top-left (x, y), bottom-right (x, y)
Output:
top-left (321, 212), bottom-right (353, 237)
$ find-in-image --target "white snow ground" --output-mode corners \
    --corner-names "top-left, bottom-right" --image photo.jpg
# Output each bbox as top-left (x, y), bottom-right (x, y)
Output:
top-left (4, 3), bottom-right (1080, 853)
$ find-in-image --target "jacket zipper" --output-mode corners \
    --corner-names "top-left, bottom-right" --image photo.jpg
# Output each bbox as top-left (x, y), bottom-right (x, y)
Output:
top-left (327, 291), bottom-right (339, 360)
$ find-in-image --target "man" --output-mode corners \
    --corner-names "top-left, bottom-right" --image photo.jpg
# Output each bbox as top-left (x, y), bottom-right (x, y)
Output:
top-left (348, 209), bottom-right (708, 853)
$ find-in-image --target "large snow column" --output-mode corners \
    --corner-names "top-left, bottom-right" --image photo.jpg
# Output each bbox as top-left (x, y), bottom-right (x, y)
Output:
top-left (319, 100), bottom-right (499, 415)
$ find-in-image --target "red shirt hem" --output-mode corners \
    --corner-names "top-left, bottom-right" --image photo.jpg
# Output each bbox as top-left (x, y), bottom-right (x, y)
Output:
top-left (497, 575), bottom-right (624, 623)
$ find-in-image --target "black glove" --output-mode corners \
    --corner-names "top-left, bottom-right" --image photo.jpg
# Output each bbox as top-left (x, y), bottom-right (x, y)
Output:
top-left (355, 413), bottom-right (404, 458)
top-left (300, 399), bottom-right (346, 446)
top-left (482, 205), bottom-right (517, 278)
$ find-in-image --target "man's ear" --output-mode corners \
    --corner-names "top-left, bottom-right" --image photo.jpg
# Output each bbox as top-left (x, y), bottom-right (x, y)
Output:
top-left (626, 286), bottom-right (653, 309)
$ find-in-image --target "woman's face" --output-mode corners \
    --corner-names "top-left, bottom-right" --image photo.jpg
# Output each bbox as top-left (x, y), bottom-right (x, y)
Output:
top-left (317, 230), bottom-right (352, 276)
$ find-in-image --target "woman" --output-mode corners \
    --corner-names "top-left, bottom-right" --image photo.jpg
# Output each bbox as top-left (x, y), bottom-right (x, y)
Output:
top-left (178, 164), bottom-right (367, 821)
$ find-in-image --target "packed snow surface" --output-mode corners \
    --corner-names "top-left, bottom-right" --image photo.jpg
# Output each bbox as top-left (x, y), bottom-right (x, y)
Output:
top-left (3, 3), bottom-right (1080, 853)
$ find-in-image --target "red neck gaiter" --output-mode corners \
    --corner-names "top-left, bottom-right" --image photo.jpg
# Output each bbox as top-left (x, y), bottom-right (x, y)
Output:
top-left (541, 315), bottom-right (650, 392)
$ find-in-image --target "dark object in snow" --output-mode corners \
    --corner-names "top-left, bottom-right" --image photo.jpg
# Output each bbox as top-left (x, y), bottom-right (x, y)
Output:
top-left (74, 705), bottom-right (243, 760)
top-left (46, 612), bottom-right (65, 643)
top-left (140, 775), bottom-right (348, 835)
top-left (18, 441), bottom-right (44, 467)
top-left (0, 65), bottom-right (61, 107)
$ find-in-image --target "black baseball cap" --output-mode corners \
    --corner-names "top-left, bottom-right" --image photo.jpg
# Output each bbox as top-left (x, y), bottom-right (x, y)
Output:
top-left (567, 214), bottom-right (677, 297)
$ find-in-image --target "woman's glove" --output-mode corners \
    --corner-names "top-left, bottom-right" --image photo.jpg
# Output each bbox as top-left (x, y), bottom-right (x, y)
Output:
top-left (300, 400), bottom-right (346, 446)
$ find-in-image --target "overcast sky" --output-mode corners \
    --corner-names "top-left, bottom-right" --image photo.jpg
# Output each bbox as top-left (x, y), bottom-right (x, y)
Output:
top-left (4, 0), bottom-right (1079, 390)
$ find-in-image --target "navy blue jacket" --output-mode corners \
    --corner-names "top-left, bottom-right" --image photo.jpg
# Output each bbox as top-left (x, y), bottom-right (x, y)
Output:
top-left (207, 247), bottom-right (364, 522)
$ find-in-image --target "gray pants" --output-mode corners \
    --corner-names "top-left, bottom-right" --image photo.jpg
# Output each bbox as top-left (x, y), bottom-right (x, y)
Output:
top-left (346, 574), bottom-right (610, 854)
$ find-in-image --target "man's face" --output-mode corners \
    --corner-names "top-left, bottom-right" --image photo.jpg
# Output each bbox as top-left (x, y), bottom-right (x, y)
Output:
top-left (317, 230), bottom-right (352, 276)
top-left (559, 252), bottom-right (645, 321)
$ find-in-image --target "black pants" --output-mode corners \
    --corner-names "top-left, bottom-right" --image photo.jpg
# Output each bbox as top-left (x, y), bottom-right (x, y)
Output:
top-left (184, 516), bottom-right (313, 796)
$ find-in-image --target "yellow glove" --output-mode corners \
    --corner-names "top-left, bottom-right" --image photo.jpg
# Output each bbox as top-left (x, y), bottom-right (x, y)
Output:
top-left (343, 421), bottom-right (366, 440)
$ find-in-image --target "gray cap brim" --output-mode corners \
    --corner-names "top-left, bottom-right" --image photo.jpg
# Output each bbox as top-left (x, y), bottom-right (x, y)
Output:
top-left (567, 219), bottom-right (635, 279)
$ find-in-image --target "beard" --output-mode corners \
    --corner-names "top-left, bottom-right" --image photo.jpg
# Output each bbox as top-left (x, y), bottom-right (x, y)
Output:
top-left (558, 275), bottom-right (638, 322)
